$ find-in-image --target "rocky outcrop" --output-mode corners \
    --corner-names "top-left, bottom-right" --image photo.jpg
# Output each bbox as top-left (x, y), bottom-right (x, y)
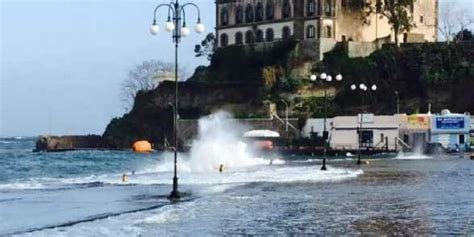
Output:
top-left (35, 135), bottom-right (103, 152)
top-left (102, 81), bottom-right (267, 149)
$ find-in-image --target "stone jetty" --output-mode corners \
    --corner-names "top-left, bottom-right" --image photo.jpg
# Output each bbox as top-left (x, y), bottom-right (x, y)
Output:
top-left (34, 135), bottom-right (104, 152)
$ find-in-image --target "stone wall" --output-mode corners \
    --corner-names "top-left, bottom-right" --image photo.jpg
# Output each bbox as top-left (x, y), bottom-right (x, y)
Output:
top-left (347, 41), bottom-right (378, 58)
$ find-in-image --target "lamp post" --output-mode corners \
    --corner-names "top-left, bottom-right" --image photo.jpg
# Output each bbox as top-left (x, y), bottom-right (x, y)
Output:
top-left (281, 99), bottom-right (289, 142)
top-left (350, 83), bottom-right (377, 165)
top-left (150, 0), bottom-right (204, 201)
top-left (394, 91), bottom-right (400, 115)
top-left (310, 73), bottom-right (343, 171)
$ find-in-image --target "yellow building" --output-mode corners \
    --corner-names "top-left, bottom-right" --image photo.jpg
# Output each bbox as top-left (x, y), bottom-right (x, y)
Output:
top-left (215, 0), bottom-right (438, 58)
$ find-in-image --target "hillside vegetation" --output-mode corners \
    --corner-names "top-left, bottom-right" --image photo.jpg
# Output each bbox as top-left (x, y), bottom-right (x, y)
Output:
top-left (103, 41), bottom-right (474, 148)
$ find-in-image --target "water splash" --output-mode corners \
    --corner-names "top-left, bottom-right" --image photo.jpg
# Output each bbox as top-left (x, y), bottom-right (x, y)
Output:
top-left (158, 111), bottom-right (273, 173)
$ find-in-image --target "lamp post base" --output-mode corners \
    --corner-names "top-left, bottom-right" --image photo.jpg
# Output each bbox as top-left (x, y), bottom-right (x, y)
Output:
top-left (168, 177), bottom-right (181, 201)
top-left (321, 159), bottom-right (327, 171)
top-left (168, 190), bottom-right (181, 201)
top-left (356, 159), bottom-right (362, 165)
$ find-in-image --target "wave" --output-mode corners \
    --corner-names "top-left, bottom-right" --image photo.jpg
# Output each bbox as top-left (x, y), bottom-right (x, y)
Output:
top-left (0, 162), bottom-right (362, 193)
top-left (396, 152), bottom-right (432, 160)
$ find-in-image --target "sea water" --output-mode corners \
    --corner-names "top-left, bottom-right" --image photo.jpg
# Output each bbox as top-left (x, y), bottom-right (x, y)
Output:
top-left (1, 130), bottom-right (473, 235)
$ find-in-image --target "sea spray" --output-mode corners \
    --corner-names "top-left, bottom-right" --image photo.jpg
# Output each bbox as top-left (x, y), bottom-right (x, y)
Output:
top-left (188, 111), bottom-right (269, 172)
top-left (396, 142), bottom-right (432, 159)
top-left (155, 111), bottom-right (271, 173)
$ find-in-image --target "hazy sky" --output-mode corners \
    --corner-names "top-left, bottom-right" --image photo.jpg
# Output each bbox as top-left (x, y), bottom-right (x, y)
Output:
top-left (1, 0), bottom-right (214, 137)
top-left (0, 0), bottom-right (473, 137)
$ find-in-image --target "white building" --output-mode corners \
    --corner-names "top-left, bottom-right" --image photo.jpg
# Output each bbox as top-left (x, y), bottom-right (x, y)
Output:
top-left (302, 118), bottom-right (329, 138)
top-left (329, 114), bottom-right (404, 151)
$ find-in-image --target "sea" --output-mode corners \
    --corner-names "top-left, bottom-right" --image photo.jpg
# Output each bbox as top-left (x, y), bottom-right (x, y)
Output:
top-left (1, 137), bottom-right (473, 236)
top-left (1, 113), bottom-right (474, 237)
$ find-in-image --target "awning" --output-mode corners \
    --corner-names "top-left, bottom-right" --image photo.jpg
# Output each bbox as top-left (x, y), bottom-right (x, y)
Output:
top-left (243, 130), bottom-right (280, 138)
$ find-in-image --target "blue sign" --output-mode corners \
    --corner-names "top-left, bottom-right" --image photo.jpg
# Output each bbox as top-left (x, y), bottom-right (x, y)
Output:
top-left (435, 117), bottom-right (465, 129)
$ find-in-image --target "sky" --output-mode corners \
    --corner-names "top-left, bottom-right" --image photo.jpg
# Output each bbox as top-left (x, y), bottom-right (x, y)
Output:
top-left (0, 0), bottom-right (473, 137)
top-left (1, 0), bottom-right (214, 137)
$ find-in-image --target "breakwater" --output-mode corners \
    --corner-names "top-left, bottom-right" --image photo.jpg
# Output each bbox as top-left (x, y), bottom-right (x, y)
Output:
top-left (34, 135), bottom-right (104, 152)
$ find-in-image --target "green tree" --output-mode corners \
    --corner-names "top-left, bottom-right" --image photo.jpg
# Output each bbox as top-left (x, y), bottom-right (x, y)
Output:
top-left (364, 0), bottom-right (415, 46)
top-left (194, 33), bottom-right (216, 61)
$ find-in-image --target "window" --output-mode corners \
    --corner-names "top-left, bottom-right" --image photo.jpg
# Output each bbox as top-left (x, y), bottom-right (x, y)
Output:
top-left (324, 0), bottom-right (332, 17)
top-left (220, 34), bottom-right (229, 47)
top-left (245, 30), bottom-right (255, 44)
top-left (245, 4), bottom-right (254, 23)
top-left (361, 130), bottom-right (374, 148)
top-left (460, 134), bottom-right (465, 144)
top-left (266, 1), bottom-right (274, 20)
top-left (256, 3), bottom-right (264, 22)
top-left (306, 25), bottom-right (315, 39)
top-left (341, 0), bottom-right (347, 8)
top-left (235, 32), bottom-right (243, 45)
top-left (325, 25), bottom-right (332, 38)
top-left (256, 30), bottom-right (264, 42)
top-left (236, 5), bottom-right (244, 24)
top-left (420, 16), bottom-right (424, 23)
top-left (265, 28), bottom-right (274, 42)
top-left (403, 135), bottom-right (410, 144)
top-left (283, 0), bottom-right (291, 18)
top-left (307, 0), bottom-right (316, 16)
top-left (282, 26), bottom-right (291, 40)
top-left (221, 7), bottom-right (229, 26)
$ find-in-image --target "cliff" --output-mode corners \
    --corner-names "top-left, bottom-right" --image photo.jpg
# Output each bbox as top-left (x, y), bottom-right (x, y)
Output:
top-left (102, 81), bottom-right (267, 148)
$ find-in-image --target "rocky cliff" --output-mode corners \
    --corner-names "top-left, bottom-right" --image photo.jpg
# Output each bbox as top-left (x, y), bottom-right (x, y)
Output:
top-left (102, 81), bottom-right (267, 148)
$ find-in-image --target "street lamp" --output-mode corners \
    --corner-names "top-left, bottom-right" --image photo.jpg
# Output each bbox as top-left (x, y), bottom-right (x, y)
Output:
top-left (350, 83), bottom-right (377, 165)
top-left (281, 99), bottom-right (289, 143)
top-left (310, 72), bottom-right (343, 171)
top-left (394, 91), bottom-right (400, 115)
top-left (150, 0), bottom-right (204, 201)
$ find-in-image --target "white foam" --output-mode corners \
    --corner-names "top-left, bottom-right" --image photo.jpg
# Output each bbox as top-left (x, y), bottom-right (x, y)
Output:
top-left (396, 152), bottom-right (432, 160)
top-left (0, 181), bottom-right (45, 191)
top-left (104, 163), bottom-right (363, 187)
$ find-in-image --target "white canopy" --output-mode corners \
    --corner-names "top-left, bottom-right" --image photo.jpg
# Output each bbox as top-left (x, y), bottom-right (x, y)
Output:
top-left (243, 130), bottom-right (280, 138)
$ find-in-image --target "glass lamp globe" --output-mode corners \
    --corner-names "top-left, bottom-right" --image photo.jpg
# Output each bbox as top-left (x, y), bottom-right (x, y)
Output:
top-left (326, 75), bottom-right (332, 82)
top-left (181, 27), bottom-right (190, 37)
top-left (195, 23), bottom-right (205, 33)
top-left (335, 74), bottom-right (343, 81)
top-left (165, 21), bottom-right (175, 32)
top-left (351, 84), bottom-right (357, 90)
top-left (150, 24), bottom-right (159, 35)
top-left (371, 85), bottom-right (377, 91)
top-left (320, 73), bottom-right (327, 80)
top-left (310, 74), bottom-right (317, 81)
top-left (359, 84), bottom-right (365, 90)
